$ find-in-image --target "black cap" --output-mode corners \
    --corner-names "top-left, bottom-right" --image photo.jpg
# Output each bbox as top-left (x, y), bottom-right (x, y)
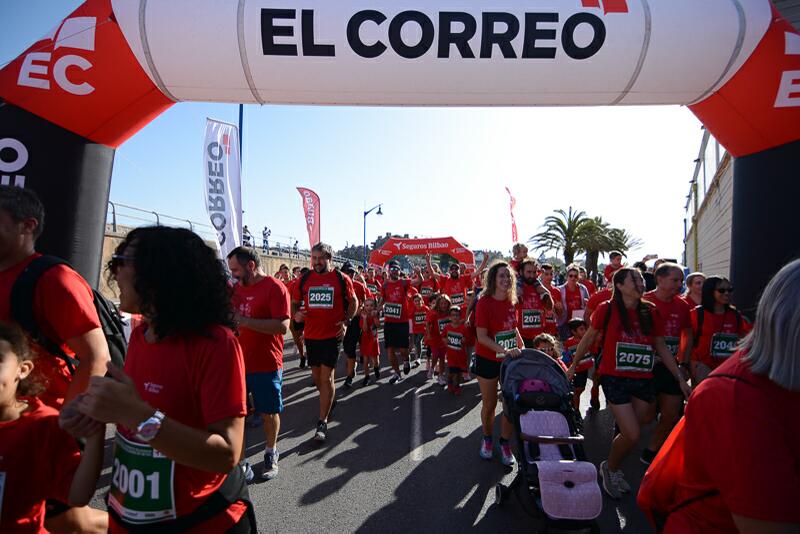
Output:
top-left (388, 260), bottom-right (400, 268)
top-left (341, 262), bottom-right (356, 274)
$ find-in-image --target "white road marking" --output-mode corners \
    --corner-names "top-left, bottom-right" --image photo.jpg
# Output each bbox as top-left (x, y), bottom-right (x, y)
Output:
top-left (410, 385), bottom-right (423, 461)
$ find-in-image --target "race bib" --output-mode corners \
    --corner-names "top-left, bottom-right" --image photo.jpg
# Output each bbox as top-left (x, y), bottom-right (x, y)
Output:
top-left (545, 311), bottom-right (557, 325)
top-left (663, 336), bottom-right (680, 357)
top-left (108, 432), bottom-right (176, 525)
top-left (366, 283), bottom-right (378, 294)
top-left (384, 302), bottom-right (402, 320)
top-left (614, 342), bottom-right (654, 373)
top-left (450, 293), bottom-right (465, 306)
top-left (447, 332), bottom-right (464, 351)
top-left (420, 286), bottom-right (432, 297)
top-left (308, 286), bottom-right (334, 309)
top-left (495, 330), bottom-right (516, 359)
top-left (414, 312), bottom-right (426, 325)
top-left (711, 332), bottom-right (738, 358)
top-left (438, 318), bottom-right (450, 333)
top-left (522, 309), bottom-right (543, 329)
top-left (571, 309), bottom-right (585, 320)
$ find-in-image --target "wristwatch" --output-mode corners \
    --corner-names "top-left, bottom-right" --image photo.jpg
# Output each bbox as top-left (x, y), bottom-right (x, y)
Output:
top-left (135, 410), bottom-right (165, 442)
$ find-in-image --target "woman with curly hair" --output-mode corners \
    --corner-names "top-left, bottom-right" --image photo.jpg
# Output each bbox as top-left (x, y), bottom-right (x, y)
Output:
top-left (473, 261), bottom-right (524, 466)
top-left (75, 226), bottom-right (255, 532)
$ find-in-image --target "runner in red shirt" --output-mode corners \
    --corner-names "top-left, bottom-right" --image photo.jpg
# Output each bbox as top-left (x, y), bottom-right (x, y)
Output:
top-left (428, 253), bottom-right (484, 315)
top-left (74, 226), bottom-right (253, 532)
top-left (274, 264), bottom-right (291, 285)
top-left (287, 268), bottom-right (310, 369)
top-left (363, 267), bottom-right (382, 298)
top-left (474, 261), bottom-right (524, 467)
top-left (509, 242), bottom-right (528, 275)
top-left (538, 264), bottom-right (564, 337)
top-left (442, 306), bottom-right (471, 395)
top-left (291, 243), bottom-right (357, 442)
top-left (557, 264), bottom-right (590, 339)
top-left (666, 259), bottom-right (800, 533)
top-left (426, 294), bottom-right (452, 384)
top-left (579, 267), bottom-right (597, 295)
top-left (228, 247), bottom-right (290, 481)
top-left (340, 263), bottom-right (372, 388)
top-left (604, 251), bottom-right (625, 283)
top-left (358, 298), bottom-right (381, 387)
top-left (566, 268), bottom-right (690, 500)
top-left (682, 271), bottom-right (705, 308)
top-left (410, 293), bottom-right (430, 368)
top-left (516, 259), bottom-right (554, 348)
top-left (0, 322), bottom-right (105, 534)
top-left (690, 275), bottom-right (751, 384)
top-left (413, 264), bottom-right (439, 304)
top-left (561, 319), bottom-right (595, 409)
top-left (641, 263), bottom-right (693, 465)
top-left (380, 261), bottom-right (418, 383)
top-left (584, 280), bottom-right (614, 409)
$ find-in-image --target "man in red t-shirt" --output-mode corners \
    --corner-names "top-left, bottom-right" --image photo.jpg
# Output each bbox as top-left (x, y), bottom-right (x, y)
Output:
top-left (341, 262), bottom-right (372, 388)
top-left (228, 247), bottom-right (290, 481)
top-left (363, 267), bottom-right (382, 299)
top-left (557, 264), bottom-right (590, 339)
top-left (380, 261), bottom-right (418, 383)
top-left (538, 263), bottom-right (563, 336)
top-left (579, 267), bottom-right (597, 295)
top-left (516, 259), bottom-right (554, 347)
top-left (0, 186), bottom-right (110, 531)
top-left (291, 243), bottom-right (356, 442)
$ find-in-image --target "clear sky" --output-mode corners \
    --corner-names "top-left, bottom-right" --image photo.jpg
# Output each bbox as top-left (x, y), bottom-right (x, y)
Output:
top-left (2, 1), bottom-right (703, 262)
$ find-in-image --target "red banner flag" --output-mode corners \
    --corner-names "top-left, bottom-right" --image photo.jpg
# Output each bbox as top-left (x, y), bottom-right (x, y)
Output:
top-left (297, 187), bottom-right (320, 248)
top-left (505, 187), bottom-right (518, 243)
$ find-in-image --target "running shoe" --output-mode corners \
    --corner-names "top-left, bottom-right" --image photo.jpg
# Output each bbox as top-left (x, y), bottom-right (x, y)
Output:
top-left (389, 373), bottom-right (402, 384)
top-left (479, 438), bottom-right (493, 460)
top-left (343, 374), bottom-right (353, 389)
top-left (374, 367), bottom-right (381, 380)
top-left (437, 374), bottom-right (447, 387)
top-left (299, 357), bottom-right (307, 369)
top-left (500, 443), bottom-right (516, 466)
top-left (600, 460), bottom-right (621, 499)
top-left (640, 448), bottom-right (657, 466)
top-left (241, 461), bottom-right (254, 483)
top-left (403, 361), bottom-right (411, 375)
top-left (314, 421), bottom-right (327, 442)
top-left (426, 368), bottom-right (434, 379)
top-left (361, 376), bottom-right (370, 387)
top-left (616, 470), bottom-right (631, 493)
top-left (262, 450), bottom-right (279, 480)
top-left (411, 359), bottom-right (421, 368)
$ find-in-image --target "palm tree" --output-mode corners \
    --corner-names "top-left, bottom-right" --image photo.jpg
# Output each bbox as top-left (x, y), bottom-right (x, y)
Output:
top-left (529, 207), bottom-right (589, 265)
top-left (576, 217), bottom-right (612, 279)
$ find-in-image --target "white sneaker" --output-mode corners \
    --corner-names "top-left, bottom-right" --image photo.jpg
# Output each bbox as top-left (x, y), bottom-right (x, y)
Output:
top-left (389, 372), bottom-right (402, 384)
top-left (426, 368), bottom-right (434, 379)
top-left (437, 374), bottom-right (447, 386)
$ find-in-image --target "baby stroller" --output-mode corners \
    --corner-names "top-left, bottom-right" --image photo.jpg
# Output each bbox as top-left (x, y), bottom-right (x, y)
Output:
top-left (495, 349), bottom-right (602, 532)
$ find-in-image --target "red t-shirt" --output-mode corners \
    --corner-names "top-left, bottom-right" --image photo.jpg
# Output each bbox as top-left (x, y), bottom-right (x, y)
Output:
top-left (581, 278), bottom-right (598, 295)
top-left (562, 284), bottom-right (588, 319)
top-left (418, 277), bottom-right (439, 302)
top-left (643, 291), bottom-right (691, 362)
top-left (442, 322), bottom-right (471, 369)
top-left (517, 283), bottom-right (548, 340)
top-left (586, 288), bottom-right (612, 319)
top-left (0, 398), bottom-right (81, 534)
top-left (411, 304), bottom-right (430, 335)
top-left (474, 296), bottom-right (519, 361)
top-left (359, 315), bottom-right (380, 357)
top-left (426, 309), bottom-right (450, 349)
top-left (363, 277), bottom-right (381, 297)
top-left (110, 324), bottom-right (247, 533)
top-left (690, 308), bottom-right (751, 369)
top-left (0, 253), bottom-right (101, 409)
top-left (381, 279), bottom-right (417, 323)
top-left (667, 352), bottom-right (800, 532)
top-left (563, 336), bottom-right (594, 373)
top-left (231, 276), bottom-right (290, 373)
top-left (441, 274), bottom-right (473, 309)
top-left (291, 271), bottom-right (355, 340)
top-left (352, 279), bottom-right (372, 305)
top-left (604, 263), bottom-right (622, 283)
top-left (542, 284), bottom-right (561, 335)
top-left (591, 300), bottom-right (665, 379)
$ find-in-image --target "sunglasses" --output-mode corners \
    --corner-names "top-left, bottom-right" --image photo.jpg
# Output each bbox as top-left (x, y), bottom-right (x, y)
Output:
top-left (567, 274), bottom-right (578, 279)
top-left (715, 287), bottom-right (734, 294)
top-left (111, 253), bottom-right (135, 266)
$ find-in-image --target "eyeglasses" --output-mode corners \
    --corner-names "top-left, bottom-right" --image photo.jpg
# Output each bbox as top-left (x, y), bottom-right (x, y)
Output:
top-left (111, 253), bottom-right (135, 265)
top-left (567, 274), bottom-right (578, 279)
top-left (715, 287), bottom-right (734, 294)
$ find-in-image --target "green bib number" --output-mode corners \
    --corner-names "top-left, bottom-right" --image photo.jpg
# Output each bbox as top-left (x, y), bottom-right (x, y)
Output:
top-left (447, 332), bottom-right (464, 351)
top-left (108, 432), bottom-right (176, 525)
top-left (663, 336), bottom-right (680, 358)
top-left (438, 318), bottom-right (450, 333)
top-left (711, 333), bottom-right (738, 358)
top-left (495, 330), bottom-right (516, 359)
top-left (367, 284), bottom-right (378, 294)
top-left (421, 286), bottom-right (432, 296)
top-left (308, 286), bottom-right (334, 309)
top-left (614, 342), bottom-right (654, 373)
top-left (450, 293), bottom-right (465, 306)
top-left (414, 312), bottom-right (426, 325)
top-left (384, 302), bottom-right (402, 320)
top-left (522, 309), bottom-right (543, 329)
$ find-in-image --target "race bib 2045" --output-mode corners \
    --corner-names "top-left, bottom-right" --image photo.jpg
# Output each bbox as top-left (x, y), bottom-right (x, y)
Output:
top-left (308, 286), bottom-right (334, 309)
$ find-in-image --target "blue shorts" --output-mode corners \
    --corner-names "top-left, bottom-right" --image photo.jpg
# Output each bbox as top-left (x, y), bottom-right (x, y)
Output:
top-left (246, 370), bottom-right (284, 414)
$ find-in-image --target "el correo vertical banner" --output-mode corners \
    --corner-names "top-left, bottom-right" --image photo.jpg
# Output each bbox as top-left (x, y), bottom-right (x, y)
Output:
top-left (204, 119), bottom-right (242, 258)
top-left (297, 187), bottom-right (321, 248)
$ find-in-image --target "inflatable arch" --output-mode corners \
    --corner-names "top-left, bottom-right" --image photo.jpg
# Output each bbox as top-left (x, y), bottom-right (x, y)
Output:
top-left (1, 0), bottom-right (798, 314)
top-left (368, 237), bottom-right (475, 268)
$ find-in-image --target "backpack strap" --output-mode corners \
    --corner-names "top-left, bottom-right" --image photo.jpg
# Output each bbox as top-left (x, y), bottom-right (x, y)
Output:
top-left (298, 269), bottom-right (312, 301)
top-left (10, 255), bottom-right (78, 373)
top-left (334, 269), bottom-right (349, 315)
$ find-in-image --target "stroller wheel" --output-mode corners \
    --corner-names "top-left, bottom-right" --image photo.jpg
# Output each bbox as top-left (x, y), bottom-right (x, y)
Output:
top-left (495, 483), bottom-right (508, 506)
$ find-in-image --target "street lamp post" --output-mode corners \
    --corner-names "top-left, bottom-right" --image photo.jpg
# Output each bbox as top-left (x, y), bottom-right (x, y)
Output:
top-left (363, 204), bottom-right (383, 268)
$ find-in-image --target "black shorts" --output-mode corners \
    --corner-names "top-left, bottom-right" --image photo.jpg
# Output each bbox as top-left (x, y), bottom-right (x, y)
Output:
top-left (473, 356), bottom-right (503, 380)
top-left (342, 316), bottom-right (361, 358)
top-left (291, 320), bottom-right (305, 333)
top-left (305, 338), bottom-right (340, 368)
top-left (384, 322), bottom-right (410, 349)
top-left (600, 374), bottom-right (655, 405)
top-left (652, 362), bottom-right (682, 396)
top-left (571, 370), bottom-right (589, 390)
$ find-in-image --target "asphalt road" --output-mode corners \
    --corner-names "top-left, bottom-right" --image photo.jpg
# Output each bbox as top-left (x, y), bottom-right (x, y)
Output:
top-left (91, 337), bottom-right (655, 533)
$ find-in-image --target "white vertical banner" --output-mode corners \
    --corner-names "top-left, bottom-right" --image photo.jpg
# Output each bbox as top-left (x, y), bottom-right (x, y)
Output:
top-left (203, 118), bottom-right (242, 258)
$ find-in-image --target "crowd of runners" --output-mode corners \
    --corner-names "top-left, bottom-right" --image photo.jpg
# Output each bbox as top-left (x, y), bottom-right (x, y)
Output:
top-left (1, 185), bottom-right (798, 533)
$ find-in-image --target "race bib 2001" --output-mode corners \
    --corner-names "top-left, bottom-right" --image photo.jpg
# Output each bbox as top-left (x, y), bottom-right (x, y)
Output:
top-left (495, 330), bottom-right (516, 359)
top-left (384, 302), bottom-right (403, 320)
top-left (447, 332), bottom-right (463, 351)
top-left (614, 342), bottom-right (654, 373)
top-left (308, 286), bottom-right (334, 309)
top-left (522, 309), bottom-right (543, 329)
top-left (711, 332), bottom-right (738, 358)
top-left (108, 432), bottom-right (176, 525)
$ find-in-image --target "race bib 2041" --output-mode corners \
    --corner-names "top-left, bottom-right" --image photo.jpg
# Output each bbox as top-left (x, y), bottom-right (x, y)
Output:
top-left (384, 302), bottom-right (403, 320)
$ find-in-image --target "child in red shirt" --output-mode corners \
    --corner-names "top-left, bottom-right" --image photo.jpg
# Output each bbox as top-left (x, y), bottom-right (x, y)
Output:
top-left (0, 322), bottom-right (105, 534)
top-left (561, 319), bottom-right (595, 409)
top-left (442, 306), bottom-right (472, 395)
top-left (532, 333), bottom-right (569, 373)
top-left (360, 298), bottom-right (381, 386)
